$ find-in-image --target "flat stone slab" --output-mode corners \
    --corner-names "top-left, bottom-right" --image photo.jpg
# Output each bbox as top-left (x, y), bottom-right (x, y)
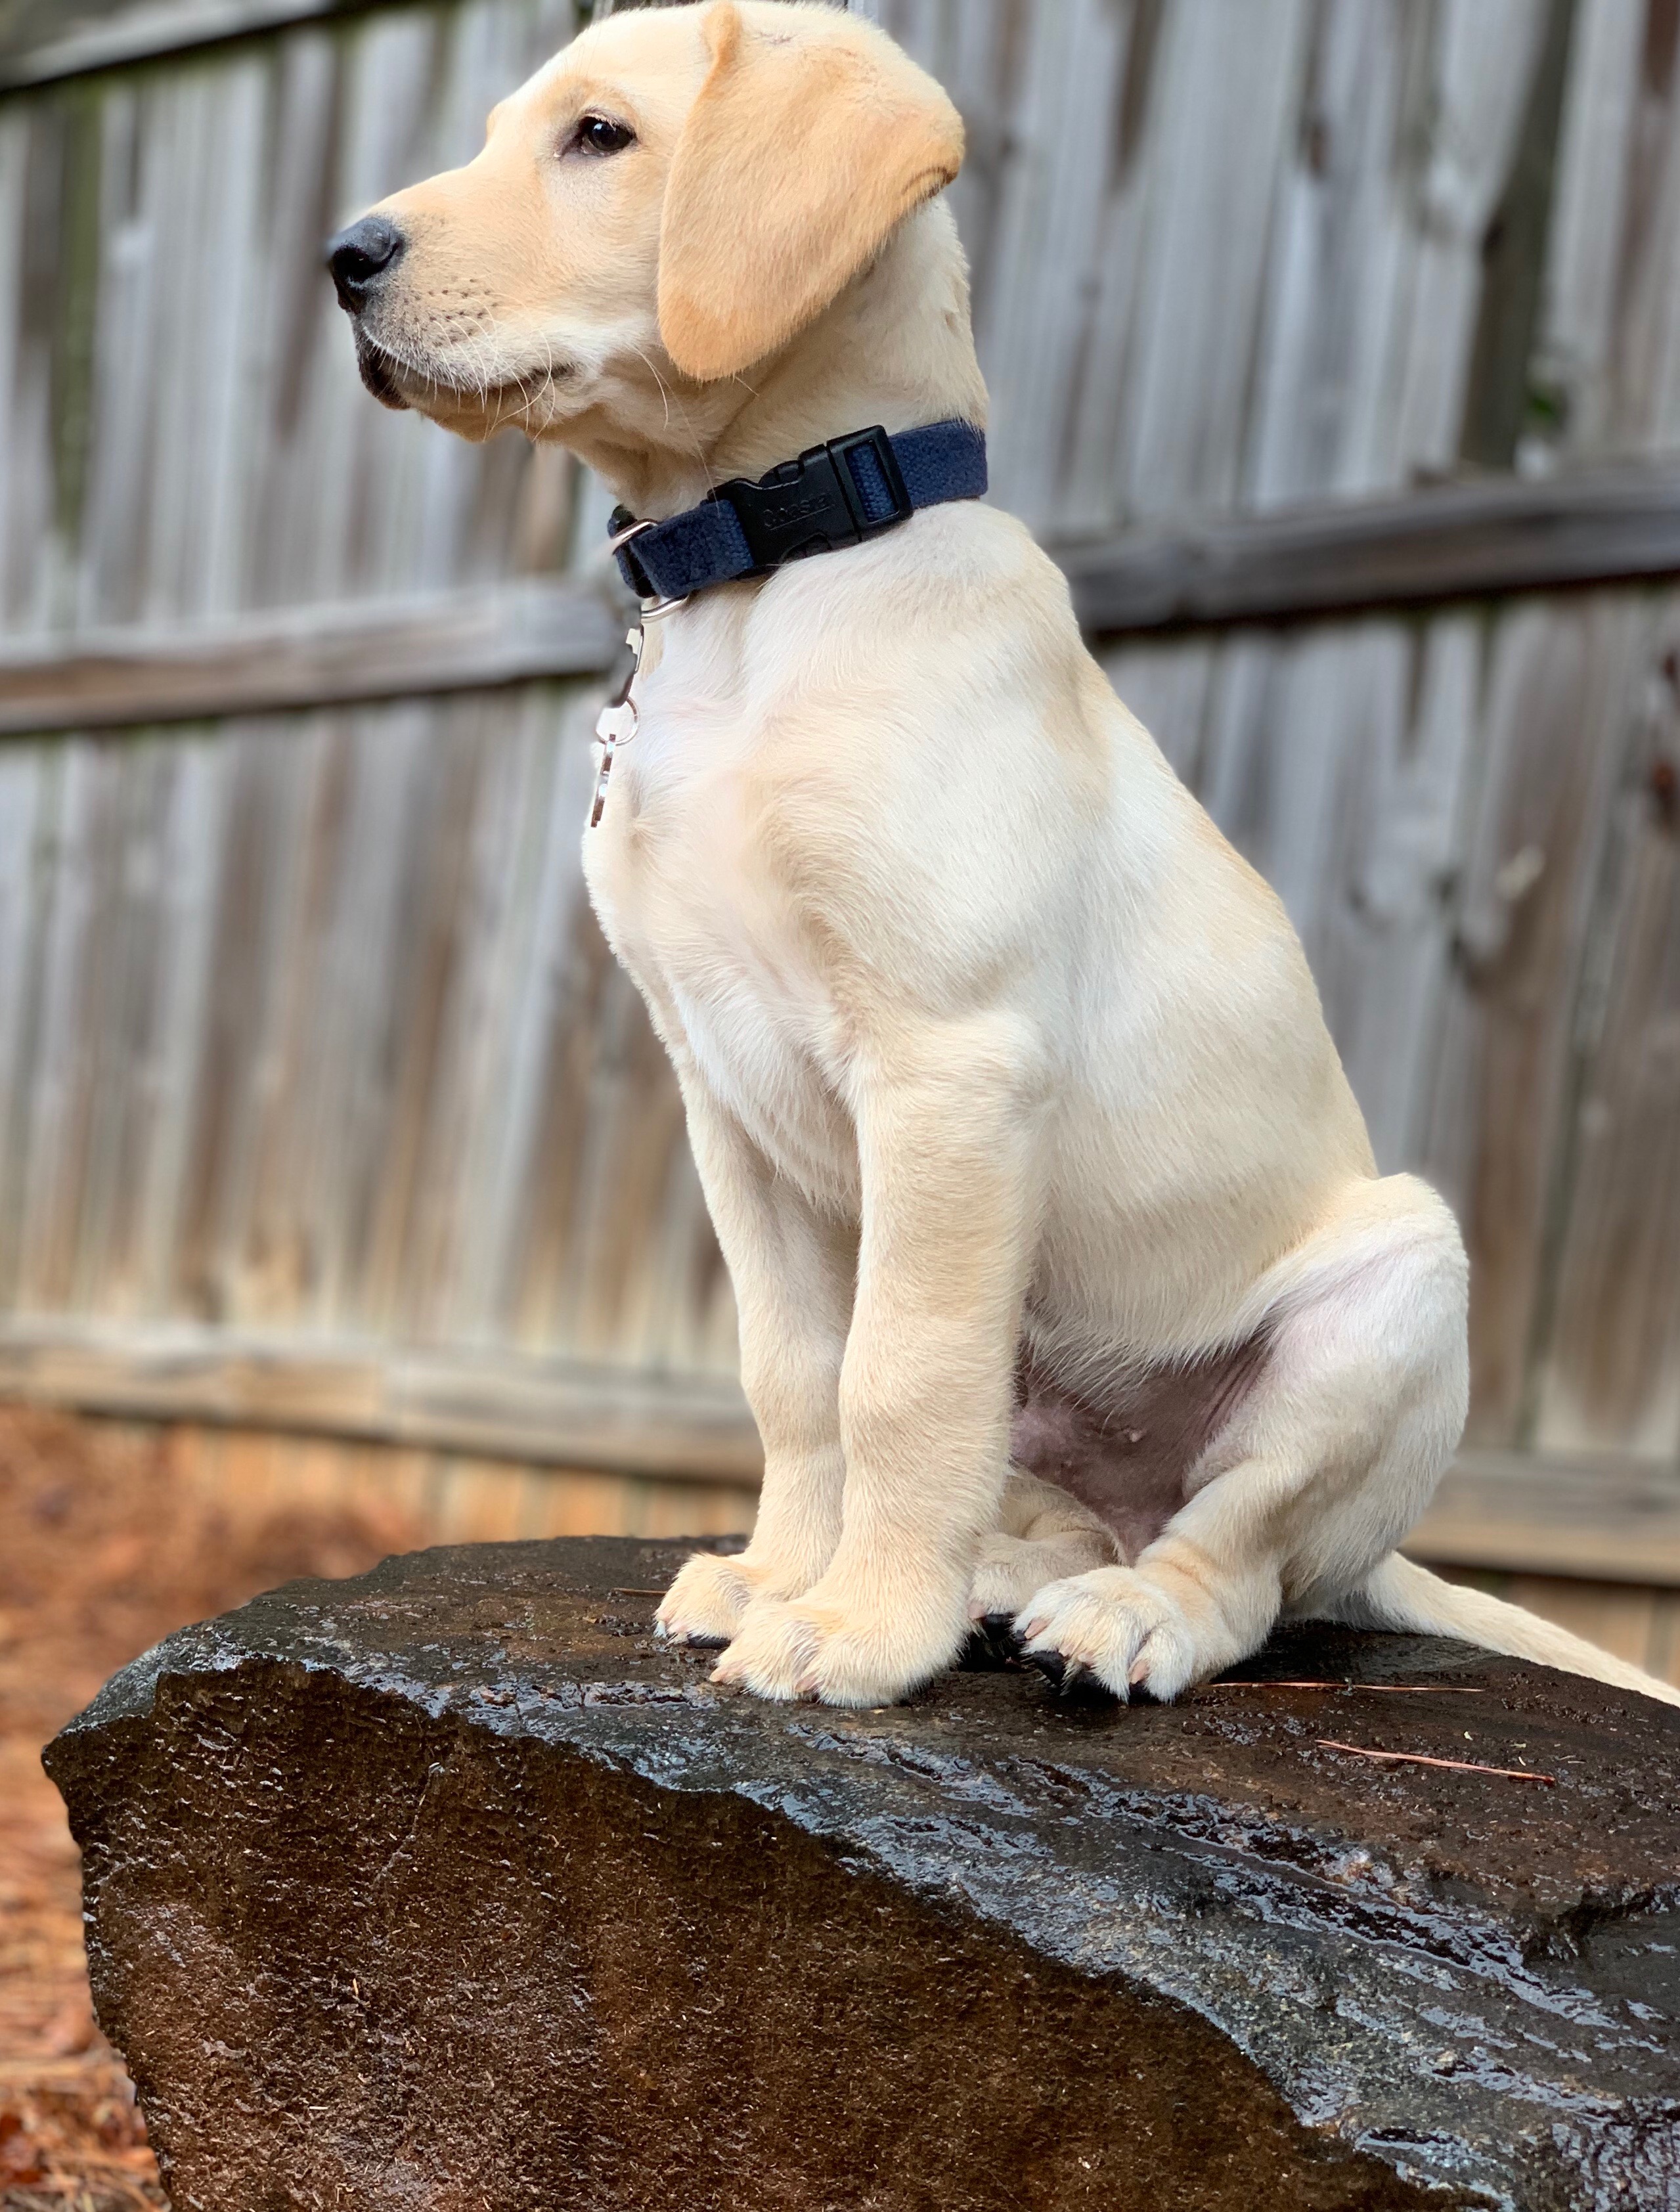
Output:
top-left (45, 1536), bottom-right (1680, 2211)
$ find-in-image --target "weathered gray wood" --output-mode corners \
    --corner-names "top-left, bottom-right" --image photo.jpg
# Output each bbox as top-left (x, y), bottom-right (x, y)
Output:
top-left (0, 683), bottom-right (740, 1398)
top-left (7, 1304), bottom-right (1675, 1584)
top-left (1060, 464), bottom-right (1680, 635)
top-left (0, 581), bottom-right (623, 734)
top-left (1405, 1446), bottom-right (1680, 1586)
top-left (0, 0), bottom-right (584, 641)
top-left (14, 464), bottom-right (1680, 737)
top-left (0, 0), bottom-right (409, 89)
top-left (0, 1317), bottom-right (764, 1478)
top-left (1534, 601), bottom-right (1680, 1461)
top-left (1420, 594), bottom-right (1641, 1448)
top-left (1541, 0), bottom-right (1680, 461)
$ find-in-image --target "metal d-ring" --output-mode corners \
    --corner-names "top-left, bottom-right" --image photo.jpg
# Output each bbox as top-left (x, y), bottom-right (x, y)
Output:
top-left (606, 515), bottom-right (692, 619)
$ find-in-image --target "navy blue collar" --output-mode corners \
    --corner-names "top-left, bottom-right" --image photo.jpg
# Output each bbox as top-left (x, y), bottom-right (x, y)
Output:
top-left (609, 419), bottom-right (986, 608)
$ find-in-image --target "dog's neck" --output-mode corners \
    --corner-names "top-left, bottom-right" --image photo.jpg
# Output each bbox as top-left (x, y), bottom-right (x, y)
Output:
top-left (562, 200), bottom-right (989, 521)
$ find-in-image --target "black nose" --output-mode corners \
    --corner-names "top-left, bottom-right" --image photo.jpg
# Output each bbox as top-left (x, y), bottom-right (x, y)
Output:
top-left (326, 216), bottom-right (405, 312)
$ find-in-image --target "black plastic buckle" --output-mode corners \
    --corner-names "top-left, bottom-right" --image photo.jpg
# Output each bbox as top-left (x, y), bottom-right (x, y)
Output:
top-left (711, 426), bottom-right (912, 575)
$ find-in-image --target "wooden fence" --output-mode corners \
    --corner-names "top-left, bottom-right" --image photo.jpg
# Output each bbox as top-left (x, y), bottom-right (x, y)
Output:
top-left (1, 0), bottom-right (1679, 1664)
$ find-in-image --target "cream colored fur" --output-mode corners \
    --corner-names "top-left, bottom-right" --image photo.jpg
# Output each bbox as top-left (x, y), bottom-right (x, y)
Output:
top-left (351, 0), bottom-right (1679, 1710)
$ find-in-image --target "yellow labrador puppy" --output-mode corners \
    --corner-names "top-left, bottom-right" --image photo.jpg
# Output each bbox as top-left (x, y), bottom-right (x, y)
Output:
top-left (329, 0), bottom-right (1677, 1709)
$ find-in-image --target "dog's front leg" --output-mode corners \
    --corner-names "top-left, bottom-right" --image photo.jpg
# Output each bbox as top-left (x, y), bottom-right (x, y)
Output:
top-left (658, 1076), bottom-right (857, 1647)
top-left (713, 1016), bottom-right (1044, 1706)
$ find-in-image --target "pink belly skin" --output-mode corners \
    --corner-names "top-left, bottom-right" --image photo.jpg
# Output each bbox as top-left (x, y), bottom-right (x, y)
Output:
top-left (1010, 1336), bottom-right (1273, 1562)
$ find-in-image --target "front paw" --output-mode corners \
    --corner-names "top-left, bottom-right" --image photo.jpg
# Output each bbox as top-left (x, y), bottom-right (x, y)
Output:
top-left (656, 1551), bottom-right (764, 1647)
top-left (711, 1584), bottom-right (969, 1707)
top-left (1015, 1566), bottom-right (1200, 1701)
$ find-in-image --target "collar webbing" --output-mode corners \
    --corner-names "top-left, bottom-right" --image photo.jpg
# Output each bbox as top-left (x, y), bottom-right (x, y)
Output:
top-left (609, 419), bottom-right (987, 606)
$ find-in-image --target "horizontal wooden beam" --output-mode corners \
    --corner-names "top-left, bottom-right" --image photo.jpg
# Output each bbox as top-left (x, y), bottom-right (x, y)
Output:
top-left (0, 0), bottom-right (403, 89)
top-left (3, 1318), bottom-right (1677, 1580)
top-left (0, 1319), bottom-right (764, 1483)
top-left (0, 0), bottom-right (829, 87)
top-left (0, 579), bottom-right (625, 737)
top-left (6, 463), bottom-right (1680, 738)
top-left (1404, 1447), bottom-right (1680, 1587)
top-left (1057, 462), bottom-right (1680, 634)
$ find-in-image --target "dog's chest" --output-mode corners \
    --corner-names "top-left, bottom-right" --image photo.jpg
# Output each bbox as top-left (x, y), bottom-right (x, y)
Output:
top-left (581, 682), bottom-right (858, 1203)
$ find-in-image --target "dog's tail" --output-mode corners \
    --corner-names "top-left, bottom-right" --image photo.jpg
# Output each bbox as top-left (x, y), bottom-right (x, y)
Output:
top-left (1322, 1552), bottom-right (1680, 1709)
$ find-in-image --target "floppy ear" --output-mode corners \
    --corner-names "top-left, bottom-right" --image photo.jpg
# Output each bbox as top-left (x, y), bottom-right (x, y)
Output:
top-left (657, 1), bottom-right (965, 382)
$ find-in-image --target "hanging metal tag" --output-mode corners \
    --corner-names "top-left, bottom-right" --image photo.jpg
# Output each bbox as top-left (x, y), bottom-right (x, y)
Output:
top-left (590, 624), bottom-right (644, 830)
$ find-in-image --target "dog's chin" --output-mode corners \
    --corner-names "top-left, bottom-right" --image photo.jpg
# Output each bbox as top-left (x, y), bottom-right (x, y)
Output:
top-left (353, 330), bottom-right (573, 439)
top-left (354, 334), bottom-right (411, 412)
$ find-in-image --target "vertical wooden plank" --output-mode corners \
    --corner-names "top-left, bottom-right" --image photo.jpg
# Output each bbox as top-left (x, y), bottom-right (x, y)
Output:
top-left (1048, 0), bottom-right (1159, 539)
top-left (234, 699), bottom-right (426, 1329)
top-left (405, 685), bottom-right (573, 1342)
top-left (135, 66), bottom-right (225, 619)
top-left (10, 740), bottom-right (116, 1310)
top-left (0, 108), bottom-right (33, 627)
top-left (968, 0), bottom-right (1129, 530)
top-left (1109, 0), bottom-right (1310, 520)
top-left (130, 734), bottom-right (234, 1315)
top-left (1536, 597), bottom-right (1680, 1460)
top-left (310, 5), bottom-right (450, 607)
top-left (1533, 0), bottom-right (1643, 458)
top-left (79, 78), bottom-right (159, 629)
top-left (1604, 0), bottom-right (1680, 448)
top-left (5, 96), bottom-right (76, 638)
top-left (1243, 0), bottom-right (1419, 504)
top-left (169, 713), bottom-right (320, 1327)
top-left (1421, 593), bottom-right (1641, 1446)
top-left (451, 690), bottom-right (600, 1341)
top-left (0, 748), bottom-right (48, 1298)
top-left (64, 738), bottom-right (179, 1312)
top-left (355, 691), bottom-right (503, 1334)
top-left (1385, 0), bottom-right (1553, 479)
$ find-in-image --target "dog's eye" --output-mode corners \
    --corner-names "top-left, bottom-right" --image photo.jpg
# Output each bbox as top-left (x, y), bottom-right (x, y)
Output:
top-left (573, 114), bottom-right (635, 158)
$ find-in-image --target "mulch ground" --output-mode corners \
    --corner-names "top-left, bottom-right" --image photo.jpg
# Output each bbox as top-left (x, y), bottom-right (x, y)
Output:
top-left (0, 1406), bottom-right (420, 2210)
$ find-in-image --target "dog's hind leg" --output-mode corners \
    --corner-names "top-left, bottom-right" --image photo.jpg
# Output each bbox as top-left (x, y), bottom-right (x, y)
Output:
top-left (1017, 1175), bottom-right (1470, 1700)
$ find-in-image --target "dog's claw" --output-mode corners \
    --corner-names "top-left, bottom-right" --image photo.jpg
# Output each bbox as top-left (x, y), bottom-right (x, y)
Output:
top-left (1023, 1643), bottom-right (1129, 1704)
top-left (960, 1613), bottom-right (1024, 1671)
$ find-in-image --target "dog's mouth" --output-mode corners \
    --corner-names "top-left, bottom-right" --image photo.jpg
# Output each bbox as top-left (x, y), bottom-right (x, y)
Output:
top-left (354, 328), bottom-right (571, 427)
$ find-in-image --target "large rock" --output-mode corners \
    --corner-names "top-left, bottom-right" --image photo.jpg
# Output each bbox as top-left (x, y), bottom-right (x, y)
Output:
top-left (45, 1536), bottom-right (1680, 2211)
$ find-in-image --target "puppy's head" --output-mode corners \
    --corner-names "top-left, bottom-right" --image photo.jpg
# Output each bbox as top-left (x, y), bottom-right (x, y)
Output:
top-left (326, 0), bottom-right (964, 442)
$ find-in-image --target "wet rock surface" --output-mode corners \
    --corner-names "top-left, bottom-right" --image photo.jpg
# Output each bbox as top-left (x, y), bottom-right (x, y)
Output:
top-left (45, 1535), bottom-right (1680, 2211)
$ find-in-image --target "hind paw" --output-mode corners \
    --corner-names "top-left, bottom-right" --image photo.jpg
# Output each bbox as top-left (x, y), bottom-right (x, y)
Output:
top-left (967, 1527), bottom-right (1116, 1624)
